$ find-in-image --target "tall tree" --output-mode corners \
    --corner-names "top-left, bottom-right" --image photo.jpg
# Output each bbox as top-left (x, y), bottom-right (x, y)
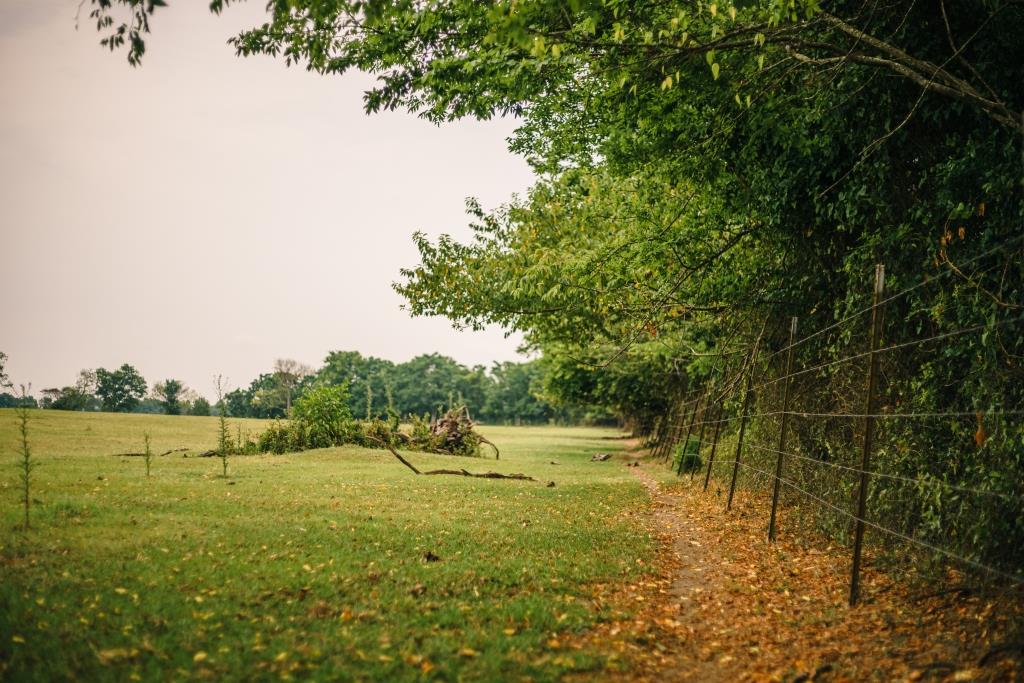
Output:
top-left (0, 351), bottom-right (10, 390)
top-left (318, 351), bottom-right (396, 419)
top-left (483, 360), bottom-right (552, 425)
top-left (95, 364), bottom-right (147, 413)
top-left (152, 378), bottom-right (186, 415)
top-left (272, 359), bottom-right (312, 414)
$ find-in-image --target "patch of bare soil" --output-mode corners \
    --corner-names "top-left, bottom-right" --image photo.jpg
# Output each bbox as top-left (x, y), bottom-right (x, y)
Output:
top-left (569, 461), bottom-right (1023, 682)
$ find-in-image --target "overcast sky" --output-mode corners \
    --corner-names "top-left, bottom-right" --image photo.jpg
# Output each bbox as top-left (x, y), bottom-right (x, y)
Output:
top-left (0, 1), bottom-right (534, 399)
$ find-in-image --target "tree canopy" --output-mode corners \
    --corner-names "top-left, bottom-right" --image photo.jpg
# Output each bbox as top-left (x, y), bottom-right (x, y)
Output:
top-left (95, 364), bottom-right (148, 413)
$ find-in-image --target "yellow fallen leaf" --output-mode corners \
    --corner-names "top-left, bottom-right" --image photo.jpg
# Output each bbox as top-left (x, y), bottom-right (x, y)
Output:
top-left (458, 647), bottom-right (478, 658)
top-left (12, 635), bottom-right (25, 644)
top-left (503, 628), bottom-right (516, 636)
top-left (192, 651), bottom-right (208, 663)
top-left (274, 651), bottom-right (288, 662)
top-left (97, 648), bottom-right (138, 665)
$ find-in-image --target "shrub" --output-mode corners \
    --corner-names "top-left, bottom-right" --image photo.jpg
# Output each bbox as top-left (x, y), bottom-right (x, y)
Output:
top-left (673, 438), bottom-right (703, 474)
top-left (257, 419), bottom-right (306, 454)
top-left (291, 384), bottom-right (356, 449)
top-left (190, 397), bottom-right (211, 416)
top-left (357, 419), bottom-right (400, 448)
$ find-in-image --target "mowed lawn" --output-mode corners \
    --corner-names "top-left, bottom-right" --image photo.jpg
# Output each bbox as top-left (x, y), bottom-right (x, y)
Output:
top-left (0, 410), bottom-right (665, 681)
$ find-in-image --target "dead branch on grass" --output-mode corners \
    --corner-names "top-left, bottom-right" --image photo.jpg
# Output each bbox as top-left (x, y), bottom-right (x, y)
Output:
top-left (375, 440), bottom-right (538, 482)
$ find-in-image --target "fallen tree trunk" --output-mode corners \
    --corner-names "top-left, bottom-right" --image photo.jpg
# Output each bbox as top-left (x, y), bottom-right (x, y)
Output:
top-left (376, 441), bottom-right (538, 482)
top-left (422, 468), bottom-right (534, 480)
top-left (111, 447), bottom-right (190, 457)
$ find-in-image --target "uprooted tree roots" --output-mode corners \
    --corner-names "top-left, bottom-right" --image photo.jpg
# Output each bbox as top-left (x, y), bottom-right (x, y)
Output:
top-left (408, 406), bottom-right (501, 459)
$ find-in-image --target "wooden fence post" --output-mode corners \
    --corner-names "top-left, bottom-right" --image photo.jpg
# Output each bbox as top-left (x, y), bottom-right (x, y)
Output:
top-left (768, 316), bottom-right (798, 542)
top-left (850, 264), bottom-right (886, 606)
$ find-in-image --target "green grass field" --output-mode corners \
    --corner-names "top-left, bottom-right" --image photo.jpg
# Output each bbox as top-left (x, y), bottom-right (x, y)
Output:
top-left (0, 410), bottom-right (666, 681)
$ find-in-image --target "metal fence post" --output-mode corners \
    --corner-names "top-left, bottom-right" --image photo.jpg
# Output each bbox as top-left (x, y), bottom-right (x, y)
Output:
top-left (727, 336), bottom-right (764, 511)
top-left (690, 377), bottom-right (716, 480)
top-left (656, 394), bottom-right (681, 461)
top-left (675, 390), bottom-right (704, 473)
top-left (850, 264), bottom-right (886, 606)
top-left (665, 393), bottom-right (688, 462)
top-left (652, 414), bottom-right (667, 460)
top-left (702, 399), bottom-right (724, 490)
top-left (652, 400), bottom-right (672, 461)
top-left (768, 316), bottom-right (798, 542)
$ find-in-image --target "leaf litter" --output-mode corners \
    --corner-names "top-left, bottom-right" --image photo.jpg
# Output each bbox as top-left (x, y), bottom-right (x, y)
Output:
top-left (565, 464), bottom-right (1023, 682)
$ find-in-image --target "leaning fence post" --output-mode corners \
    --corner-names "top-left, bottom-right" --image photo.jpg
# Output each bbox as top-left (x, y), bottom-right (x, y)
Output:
top-left (676, 390), bottom-right (704, 473)
top-left (727, 336), bottom-right (764, 511)
top-left (690, 377), bottom-right (716, 480)
top-left (702, 361), bottom-right (735, 490)
top-left (678, 388), bottom-right (706, 475)
top-left (664, 393), bottom-right (687, 462)
top-left (656, 395), bottom-right (680, 461)
top-left (703, 399), bottom-right (725, 491)
top-left (651, 414), bottom-right (666, 460)
top-left (768, 316), bottom-right (798, 542)
top-left (850, 264), bottom-right (886, 606)
top-left (653, 400), bottom-right (672, 461)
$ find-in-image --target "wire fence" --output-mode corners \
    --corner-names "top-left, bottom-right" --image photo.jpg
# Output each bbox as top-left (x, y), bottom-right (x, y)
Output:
top-left (649, 239), bottom-right (1024, 604)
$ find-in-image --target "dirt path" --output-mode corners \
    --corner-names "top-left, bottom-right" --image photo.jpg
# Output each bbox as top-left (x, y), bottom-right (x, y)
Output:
top-left (572, 460), bottom-right (1023, 682)
top-left (628, 465), bottom-right (744, 682)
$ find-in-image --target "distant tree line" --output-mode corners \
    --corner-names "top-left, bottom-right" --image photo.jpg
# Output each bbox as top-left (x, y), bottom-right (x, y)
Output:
top-left (224, 351), bottom-right (583, 425)
top-left (0, 350), bottom-right (594, 425)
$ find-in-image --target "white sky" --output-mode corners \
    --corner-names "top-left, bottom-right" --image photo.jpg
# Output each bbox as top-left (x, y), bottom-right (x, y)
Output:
top-left (0, 1), bottom-right (534, 399)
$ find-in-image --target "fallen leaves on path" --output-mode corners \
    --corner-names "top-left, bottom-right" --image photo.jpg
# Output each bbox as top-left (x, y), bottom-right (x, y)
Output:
top-left (568, 464), bottom-right (1023, 682)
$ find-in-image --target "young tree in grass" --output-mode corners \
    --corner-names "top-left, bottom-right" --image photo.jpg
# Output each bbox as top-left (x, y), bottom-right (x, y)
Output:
top-left (152, 379), bottom-right (185, 415)
top-left (214, 375), bottom-right (231, 477)
top-left (14, 385), bottom-right (35, 530)
top-left (143, 432), bottom-right (153, 477)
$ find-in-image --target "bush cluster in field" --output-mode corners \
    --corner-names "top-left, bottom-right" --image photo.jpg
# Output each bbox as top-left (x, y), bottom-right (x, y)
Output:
top-left (253, 385), bottom-right (486, 458)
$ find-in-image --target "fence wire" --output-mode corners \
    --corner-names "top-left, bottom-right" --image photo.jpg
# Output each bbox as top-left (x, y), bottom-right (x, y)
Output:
top-left (651, 243), bottom-right (1024, 598)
